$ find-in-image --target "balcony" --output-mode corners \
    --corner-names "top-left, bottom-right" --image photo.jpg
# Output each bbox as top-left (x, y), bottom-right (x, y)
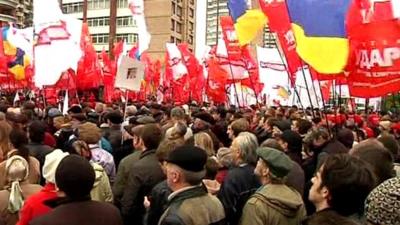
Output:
top-left (0, 0), bottom-right (18, 8)
top-left (0, 13), bottom-right (16, 22)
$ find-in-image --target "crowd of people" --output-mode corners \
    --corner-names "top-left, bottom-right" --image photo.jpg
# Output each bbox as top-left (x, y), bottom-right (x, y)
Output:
top-left (0, 97), bottom-right (399, 225)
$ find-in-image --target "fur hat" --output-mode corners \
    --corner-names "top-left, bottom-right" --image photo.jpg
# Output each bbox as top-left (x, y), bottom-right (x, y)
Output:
top-left (78, 122), bottom-right (102, 144)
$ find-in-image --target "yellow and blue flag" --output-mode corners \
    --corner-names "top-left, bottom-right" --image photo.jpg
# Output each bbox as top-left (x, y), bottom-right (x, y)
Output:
top-left (287, 0), bottom-right (352, 74)
top-left (1, 27), bottom-right (30, 81)
top-left (228, 0), bottom-right (267, 46)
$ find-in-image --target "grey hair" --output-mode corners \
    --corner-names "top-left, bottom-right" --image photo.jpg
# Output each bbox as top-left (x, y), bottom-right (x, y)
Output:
top-left (235, 132), bottom-right (259, 165)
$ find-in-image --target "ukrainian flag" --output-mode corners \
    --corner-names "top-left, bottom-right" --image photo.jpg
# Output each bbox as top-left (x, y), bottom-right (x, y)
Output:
top-left (1, 27), bottom-right (30, 81)
top-left (287, 0), bottom-right (352, 74)
top-left (228, 0), bottom-right (267, 46)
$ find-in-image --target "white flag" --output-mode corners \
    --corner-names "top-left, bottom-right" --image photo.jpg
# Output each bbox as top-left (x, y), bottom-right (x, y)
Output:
top-left (62, 90), bottom-right (69, 115)
top-left (257, 46), bottom-right (292, 106)
top-left (166, 43), bottom-right (188, 80)
top-left (392, 0), bottom-right (400, 18)
top-left (216, 40), bottom-right (248, 80)
top-left (13, 92), bottom-right (20, 105)
top-left (33, 0), bottom-right (82, 88)
top-left (115, 56), bottom-right (145, 91)
top-left (128, 0), bottom-right (151, 56)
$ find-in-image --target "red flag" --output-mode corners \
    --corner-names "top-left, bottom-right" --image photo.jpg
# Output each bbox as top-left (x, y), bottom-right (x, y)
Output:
top-left (206, 58), bottom-right (228, 103)
top-left (76, 23), bottom-right (101, 90)
top-left (241, 47), bottom-right (264, 94)
top-left (320, 80), bottom-right (332, 103)
top-left (178, 43), bottom-right (205, 103)
top-left (346, 1), bottom-right (400, 97)
top-left (220, 16), bottom-right (243, 61)
top-left (258, 0), bottom-right (301, 85)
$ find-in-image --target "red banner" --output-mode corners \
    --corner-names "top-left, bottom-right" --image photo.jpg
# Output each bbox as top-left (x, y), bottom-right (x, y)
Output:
top-left (347, 2), bottom-right (400, 98)
top-left (220, 16), bottom-right (243, 61)
top-left (258, 0), bottom-right (301, 85)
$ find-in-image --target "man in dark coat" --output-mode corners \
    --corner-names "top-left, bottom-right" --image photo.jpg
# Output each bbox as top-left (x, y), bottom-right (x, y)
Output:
top-left (158, 145), bottom-right (226, 225)
top-left (30, 155), bottom-right (123, 225)
top-left (121, 124), bottom-right (165, 225)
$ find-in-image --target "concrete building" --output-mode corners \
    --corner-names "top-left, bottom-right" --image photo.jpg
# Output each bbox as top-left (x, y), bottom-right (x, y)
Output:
top-left (62, 0), bottom-right (196, 60)
top-left (0, 0), bottom-right (33, 28)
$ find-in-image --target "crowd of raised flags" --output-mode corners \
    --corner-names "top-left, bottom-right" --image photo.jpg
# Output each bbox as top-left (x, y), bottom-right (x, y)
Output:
top-left (0, 0), bottom-right (400, 109)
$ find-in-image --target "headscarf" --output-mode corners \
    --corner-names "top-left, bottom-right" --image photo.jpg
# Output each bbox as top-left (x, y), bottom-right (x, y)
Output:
top-left (5, 155), bottom-right (29, 213)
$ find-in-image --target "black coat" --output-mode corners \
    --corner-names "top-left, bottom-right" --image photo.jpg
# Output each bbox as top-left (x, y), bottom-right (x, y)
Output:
top-left (121, 149), bottom-right (165, 225)
top-left (146, 180), bottom-right (172, 225)
top-left (217, 164), bottom-right (261, 225)
top-left (30, 198), bottom-right (123, 225)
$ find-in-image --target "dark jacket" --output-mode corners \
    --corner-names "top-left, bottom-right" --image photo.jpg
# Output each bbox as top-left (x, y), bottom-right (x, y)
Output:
top-left (27, 143), bottom-right (53, 168)
top-left (29, 197), bottom-right (123, 225)
top-left (121, 149), bottom-right (165, 225)
top-left (286, 160), bottom-right (305, 196)
top-left (103, 125), bottom-right (122, 153)
top-left (147, 180), bottom-right (172, 225)
top-left (217, 164), bottom-right (261, 225)
top-left (158, 185), bottom-right (226, 225)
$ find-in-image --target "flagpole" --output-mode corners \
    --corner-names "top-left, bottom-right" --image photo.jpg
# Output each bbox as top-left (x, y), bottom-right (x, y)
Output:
top-left (299, 65), bottom-right (316, 118)
top-left (274, 42), bottom-right (304, 110)
top-left (316, 79), bottom-right (332, 137)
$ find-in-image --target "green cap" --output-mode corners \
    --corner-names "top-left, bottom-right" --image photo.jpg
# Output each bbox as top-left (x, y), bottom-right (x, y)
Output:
top-left (256, 147), bottom-right (293, 178)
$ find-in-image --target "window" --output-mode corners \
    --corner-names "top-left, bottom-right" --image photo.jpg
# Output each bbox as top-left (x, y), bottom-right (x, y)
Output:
top-left (176, 38), bottom-right (181, 44)
top-left (117, 0), bottom-right (127, 8)
top-left (171, 2), bottom-right (176, 14)
top-left (176, 22), bottom-right (182, 33)
top-left (62, 2), bottom-right (84, 14)
top-left (171, 19), bottom-right (175, 31)
top-left (170, 36), bottom-right (175, 43)
top-left (189, 22), bottom-right (194, 31)
top-left (189, 8), bottom-right (194, 17)
top-left (188, 35), bottom-right (193, 44)
top-left (176, 6), bottom-right (182, 16)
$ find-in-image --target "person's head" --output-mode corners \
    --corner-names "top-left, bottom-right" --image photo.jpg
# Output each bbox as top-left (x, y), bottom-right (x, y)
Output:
top-left (377, 134), bottom-right (399, 163)
top-left (194, 132), bottom-right (214, 156)
top-left (216, 147), bottom-right (234, 169)
top-left (77, 122), bottom-right (102, 144)
top-left (71, 140), bottom-right (92, 160)
top-left (263, 117), bottom-right (278, 132)
top-left (365, 177), bottom-right (400, 225)
top-left (295, 119), bottom-right (312, 135)
top-left (156, 139), bottom-right (185, 164)
top-left (260, 138), bottom-right (284, 151)
top-left (167, 121), bottom-right (187, 141)
top-left (254, 147), bottom-right (292, 185)
top-left (230, 132), bottom-right (258, 166)
top-left (337, 128), bottom-right (354, 149)
top-left (27, 120), bottom-right (47, 144)
top-left (126, 105), bottom-right (137, 117)
top-left (350, 139), bottom-right (395, 184)
top-left (192, 112), bottom-right (215, 133)
top-left (170, 107), bottom-right (185, 122)
top-left (53, 116), bottom-right (66, 130)
top-left (55, 155), bottom-right (95, 199)
top-left (95, 103), bottom-right (104, 114)
top-left (311, 128), bottom-right (330, 148)
top-left (0, 121), bottom-right (12, 158)
top-left (5, 155), bottom-right (30, 213)
top-left (227, 118), bottom-right (249, 140)
top-left (9, 129), bottom-right (30, 163)
top-left (42, 149), bottom-right (69, 184)
top-left (165, 145), bottom-right (208, 191)
top-left (277, 130), bottom-right (303, 154)
top-left (105, 110), bottom-right (123, 126)
top-left (136, 123), bottom-right (162, 151)
top-left (309, 154), bottom-right (376, 217)
top-left (211, 106), bottom-right (227, 121)
top-left (6, 155), bottom-right (29, 185)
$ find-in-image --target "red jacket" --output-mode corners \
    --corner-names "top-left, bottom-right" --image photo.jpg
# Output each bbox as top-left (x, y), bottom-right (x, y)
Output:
top-left (17, 183), bottom-right (58, 225)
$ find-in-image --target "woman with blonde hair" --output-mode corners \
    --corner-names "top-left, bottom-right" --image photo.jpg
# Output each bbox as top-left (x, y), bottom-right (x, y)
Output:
top-left (194, 132), bottom-right (215, 156)
top-left (0, 155), bottom-right (42, 225)
top-left (0, 121), bottom-right (12, 162)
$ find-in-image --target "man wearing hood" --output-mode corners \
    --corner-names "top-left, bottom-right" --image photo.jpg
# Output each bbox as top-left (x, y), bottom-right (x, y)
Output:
top-left (239, 147), bottom-right (306, 225)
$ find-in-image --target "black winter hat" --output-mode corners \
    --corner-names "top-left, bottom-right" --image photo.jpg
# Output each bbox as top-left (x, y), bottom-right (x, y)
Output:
top-left (192, 112), bottom-right (216, 125)
top-left (278, 130), bottom-right (303, 152)
top-left (166, 145), bottom-right (208, 172)
top-left (55, 155), bottom-right (95, 198)
top-left (105, 110), bottom-right (123, 124)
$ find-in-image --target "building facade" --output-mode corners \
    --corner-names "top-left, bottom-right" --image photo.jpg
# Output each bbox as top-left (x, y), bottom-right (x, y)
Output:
top-left (0, 0), bottom-right (32, 28)
top-left (62, 0), bottom-right (196, 60)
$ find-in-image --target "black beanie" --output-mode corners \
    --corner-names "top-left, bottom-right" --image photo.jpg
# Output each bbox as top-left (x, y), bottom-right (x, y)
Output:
top-left (55, 155), bottom-right (95, 198)
top-left (166, 145), bottom-right (207, 172)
